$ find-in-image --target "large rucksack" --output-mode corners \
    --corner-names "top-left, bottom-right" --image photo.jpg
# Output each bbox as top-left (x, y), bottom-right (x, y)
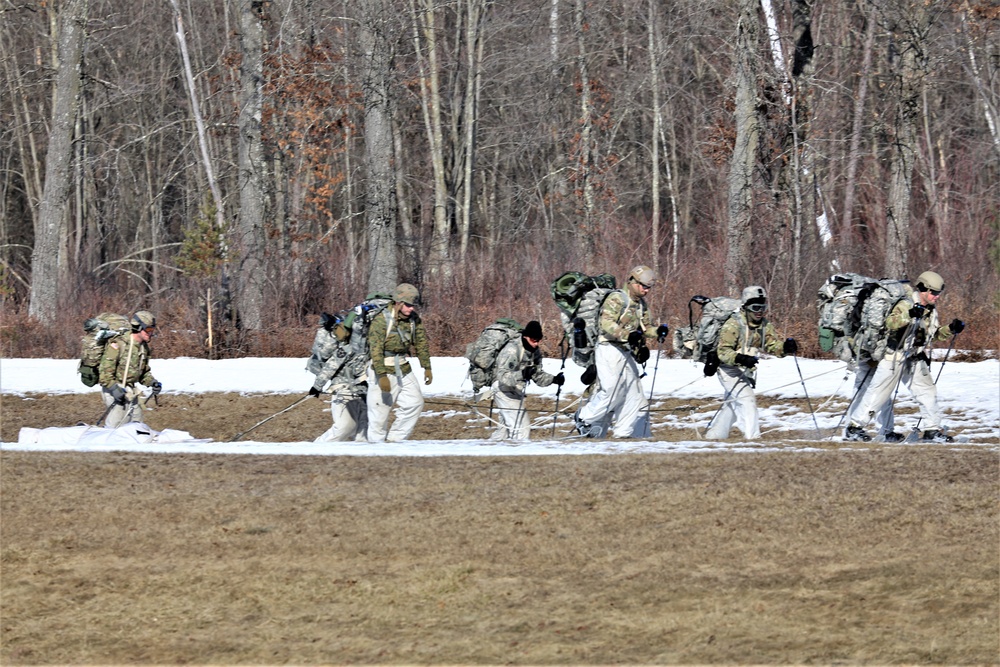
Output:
top-left (78, 313), bottom-right (131, 386)
top-left (465, 318), bottom-right (523, 392)
top-left (306, 293), bottom-right (393, 380)
top-left (817, 273), bottom-right (910, 362)
top-left (550, 271), bottom-right (620, 367)
top-left (672, 296), bottom-right (741, 368)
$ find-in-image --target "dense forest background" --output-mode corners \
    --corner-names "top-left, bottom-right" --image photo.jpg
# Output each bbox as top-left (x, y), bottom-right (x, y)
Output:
top-left (2, 0), bottom-right (997, 361)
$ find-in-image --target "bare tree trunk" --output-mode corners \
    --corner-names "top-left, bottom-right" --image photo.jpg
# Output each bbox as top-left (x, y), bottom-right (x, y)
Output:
top-left (574, 0), bottom-right (596, 257)
top-left (168, 0), bottom-right (226, 234)
top-left (29, 0), bottom-right (88, 324)
top-left (885, 4), bottom-right (928, 278)
top-left (961, 7), bottom-right (1000, 159)
top-left (724, 0), bottom-right (761, 295)
top-left (459, 0), bottom-right (486, 262)
top-left (360, 0), bottom-right (399, 294)
top-left (410, 0), bottom-right (451, 279)
top-left (648, 0), bottom-right (661, 274)
top-left (842, 5), bottom-right (876, 238)
top-left (234, 0), bottom-right (267, 330)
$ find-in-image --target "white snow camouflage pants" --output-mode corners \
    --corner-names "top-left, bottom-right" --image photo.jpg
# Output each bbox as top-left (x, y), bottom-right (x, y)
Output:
top-left (854, 352), bottom-right (941, 431)
top-left (315, 388), bottom-right (368, 442)
top-left (490, 385), bottom-right (531, 441)
top-left (366, 366), bottom-right (424, 442)
top-left (577, 343), bottom-right (650, 438)
top-left (101, 385), bottom-right (145, 428)
top-left (704, 365), bottom-right (759, 440)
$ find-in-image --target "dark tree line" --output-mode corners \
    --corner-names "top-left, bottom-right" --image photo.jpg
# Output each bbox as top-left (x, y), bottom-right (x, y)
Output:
top-left (1, 0), bottom-right (997, 356)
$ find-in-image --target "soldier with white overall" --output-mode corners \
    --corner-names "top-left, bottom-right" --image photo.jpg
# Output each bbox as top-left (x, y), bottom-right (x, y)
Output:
top-left (705, 287), bottom-right (796, 440)
top-left (98, 311), bottom-right (162, 428)
top-left (490, 320), bottom-right (564, 440)
top-left (846, 271), bottom-right (966, 443)
top-left (574, 265), bottom-right (669, 438)
top-left (310, 316), bottom-right (369, 442)
top-left (366, 283), bottom-right (433, 442)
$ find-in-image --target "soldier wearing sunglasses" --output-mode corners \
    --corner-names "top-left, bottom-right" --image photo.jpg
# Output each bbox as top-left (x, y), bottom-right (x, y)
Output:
top-left (847, 271), bottom-right (966, 443)
top-left (705, 286), bottom-right (796, 440)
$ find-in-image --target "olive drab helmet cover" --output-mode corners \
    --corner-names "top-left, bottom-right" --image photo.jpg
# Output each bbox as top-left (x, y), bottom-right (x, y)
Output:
top-left (393, 283), bottom-right (420, 306)
top-left (628, 265), bottom-right (656, 286)
top-left (915, 271), bottom-right (944, 292)
top-left (130, 310), bottom-right (156, 332)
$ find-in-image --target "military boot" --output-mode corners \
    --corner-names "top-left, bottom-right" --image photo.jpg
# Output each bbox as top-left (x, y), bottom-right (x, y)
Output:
top-left (844, 424), bottom-right (872, 442)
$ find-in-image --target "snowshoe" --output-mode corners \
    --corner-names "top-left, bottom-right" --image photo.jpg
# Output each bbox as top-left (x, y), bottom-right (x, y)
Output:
top-left (921, 429), bottom-right (954, 443)
top-left (844, 425), bottom-right (872, 442)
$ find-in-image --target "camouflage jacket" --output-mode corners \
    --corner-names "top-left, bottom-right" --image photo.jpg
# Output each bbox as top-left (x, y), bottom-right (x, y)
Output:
top-left (368, 306), bottom-right (431, 378)
top-left (98, 333), bottom-right (156, 388)
top-left (884, 291), bottom-right (954, 353)
top-left (494, 338), bottom-right (555, 395)
top-left (716, 311), bottom-right (783, 368)
top-left (598, 291), bottom-right (657, 344)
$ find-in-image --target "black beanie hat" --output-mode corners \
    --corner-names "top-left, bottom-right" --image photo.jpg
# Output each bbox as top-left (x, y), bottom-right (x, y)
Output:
top-left (522, 320), bottom-right (543, 340)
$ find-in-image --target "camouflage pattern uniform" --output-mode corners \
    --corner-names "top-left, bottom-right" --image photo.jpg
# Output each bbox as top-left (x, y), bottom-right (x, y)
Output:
top-left (366, 306), bottom-right (432, 442)
top-left (577, 290), bottom-right (658, 438)
top-left (312, 340), bottom-right (370, 442)
top-left (705, 311), bottom-right (784, 440)
top-left (98, 333), bottom-right (158, 428)
top-left (490, 337), bottom-right (556, 440)
top-left (851, 288), bottom-right (958, 436)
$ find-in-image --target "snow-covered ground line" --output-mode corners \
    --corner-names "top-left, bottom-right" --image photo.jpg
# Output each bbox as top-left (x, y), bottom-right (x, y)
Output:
top-left (2, 355), bottom-right (997, 455)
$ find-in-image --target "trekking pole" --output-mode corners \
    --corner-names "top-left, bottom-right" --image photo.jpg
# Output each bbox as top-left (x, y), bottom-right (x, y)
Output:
top-left (934, 330), bottom-right (960, 384)
top-left (909, 330), bottom-right (962, 436)
top-left (228, 394), bottom-right (315, 442)
top-left (792, 352), bottom-right (822, 439)
top-left (551, 333), bottom-right (569, 436)
top-left (645, 344), bottom-right (664, 437)
top-left (96, 400), bottom-right (117, 427)
top-left (835, 363), bottom-right (874, 432)
top-left (703, 376), bottom-right (745, 436)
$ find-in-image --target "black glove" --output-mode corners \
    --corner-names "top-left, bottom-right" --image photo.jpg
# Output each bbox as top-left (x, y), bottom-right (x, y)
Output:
top-left (949, 318), bottom-right (965, 334)
top-left (110, 384), bottom-right (127, 404)
top-left (632, 345), bottom-right (650, 364)
top-left (581, 364), bottom-right (597, 386)
top-left (308, 386), bottom-right (322, 397)
top-left (572, 318), bottom-right (588, 349)
top-left (552, 372), bottom-right (565, 386)
top-left (908, 303), bottom-right (926, 319)
top-left (627, 330), bottom-right (644, 348)
top-left (783, 338), bottom-right (798, 355)
top-left (703, 350), bottom-right (720, 377)
top-left (151, 381), bottom-right (163, 396)
top-left (522, 366), bottom-right (536, 381)
top-left (656, 324), bottom-right (670, 343)
top-left (734, 353), bottom-right (758, 369)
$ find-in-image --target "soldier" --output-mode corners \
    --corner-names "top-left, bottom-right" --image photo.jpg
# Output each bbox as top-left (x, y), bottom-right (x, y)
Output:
top-left (704, 286), bottom-right (796, 440)
top-left (98, 310), bottom-right (162, 428)
top-left (366, 283), bottom-right (433, 442)
top-left (573, 265), bottom-right (669, 438)
top-left (490, 320), bottom-right (565, 440)
top-left (310, 315), bottom-right (369, 442)
top-left (845, 271), bottom-right (966, 443)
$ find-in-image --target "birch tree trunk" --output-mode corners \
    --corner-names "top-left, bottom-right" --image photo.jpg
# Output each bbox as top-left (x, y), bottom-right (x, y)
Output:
top-left (361, 0), bottom-right (399, 294)
top-left (29, 0), bottom-right (88, 324)
top-left (724, 0), bottom-right (761, 294)
top-left (234, 0), bottom-right (267, 330)
top-left (168, 0), bottom-right (226, 234)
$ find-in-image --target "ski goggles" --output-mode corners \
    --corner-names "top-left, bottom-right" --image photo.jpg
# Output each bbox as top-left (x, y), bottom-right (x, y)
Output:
top-left (745, 303), bottom-right (767, 313)
top-left (928, 288), bottom-right (942, 296)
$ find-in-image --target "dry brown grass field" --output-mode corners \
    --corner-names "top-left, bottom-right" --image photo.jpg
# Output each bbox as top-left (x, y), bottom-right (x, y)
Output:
top-left (1, 393), bottom-right (998, 665)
